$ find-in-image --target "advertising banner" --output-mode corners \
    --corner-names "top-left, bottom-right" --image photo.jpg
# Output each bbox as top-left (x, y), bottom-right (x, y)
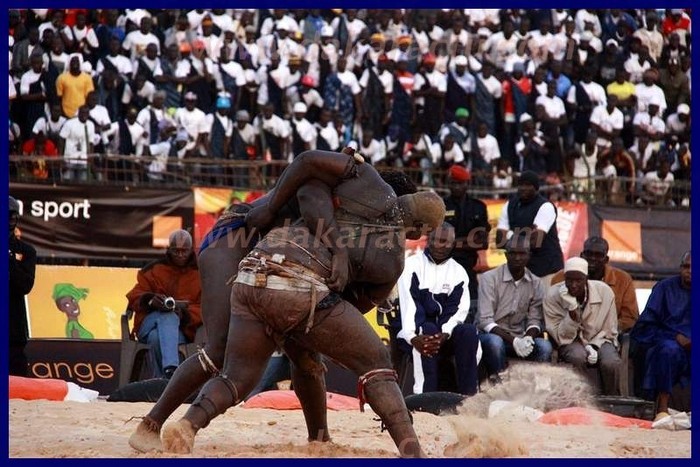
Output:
top-left (193, 187), bottom-right (265, 248)
top-left (9, 183), bottom-right (194, 259)
top-left (588, 205), bottom-right (690, 277)
top-left (27, 265), bottom-right (135, 340)
top-left (26, 339), bottom-right (120, 395)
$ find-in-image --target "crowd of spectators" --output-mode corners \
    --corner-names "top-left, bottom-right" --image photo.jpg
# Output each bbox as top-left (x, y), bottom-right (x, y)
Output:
top-left (8, 8), bottom-right (692, 205)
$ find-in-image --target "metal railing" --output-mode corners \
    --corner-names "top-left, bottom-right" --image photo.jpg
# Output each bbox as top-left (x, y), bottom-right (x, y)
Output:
top-left (9, 154), bottom-right (691, 209)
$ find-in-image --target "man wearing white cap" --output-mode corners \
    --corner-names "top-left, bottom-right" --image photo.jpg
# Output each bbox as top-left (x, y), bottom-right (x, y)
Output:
top-left (445, 55), bottom-right (475, 121)
top-left (544, 257), bottom-right (621, 395)
top-left (147, 127), bottom-right (189, 182)
top-left (174, 92), bottom-right (208, 155)
top-left (632, 94), bottom-right (666, 151)
top-left (289, 101), bottom-right (317, 156)
top-left (665, 103), bottom-right (690, 144)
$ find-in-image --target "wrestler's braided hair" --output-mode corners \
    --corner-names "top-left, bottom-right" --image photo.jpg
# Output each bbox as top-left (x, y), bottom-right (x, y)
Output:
top-left (377, 168), bottom-right (418, 197)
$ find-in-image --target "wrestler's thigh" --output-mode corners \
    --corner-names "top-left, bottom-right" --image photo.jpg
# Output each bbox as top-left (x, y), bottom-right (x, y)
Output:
top-left (199, 242), bottom-right (248, 355)
top-left (298, 301), bottom-right (392, 375)
top-left (220, 312), bottom-right (278, 390)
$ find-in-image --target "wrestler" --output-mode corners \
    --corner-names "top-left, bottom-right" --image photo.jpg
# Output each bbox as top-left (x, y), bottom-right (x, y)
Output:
top-left (159, 184), bottom-right (445, 457)
top-left (128, 150), bottom-right (417, 452)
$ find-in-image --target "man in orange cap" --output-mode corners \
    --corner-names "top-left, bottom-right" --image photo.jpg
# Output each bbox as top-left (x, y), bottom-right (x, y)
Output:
top-left (442, 164), bottom-right (490, 299)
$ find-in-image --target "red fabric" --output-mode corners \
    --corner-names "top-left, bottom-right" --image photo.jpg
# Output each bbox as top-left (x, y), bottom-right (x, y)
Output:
top-left (9, 376), bottom-right (68, 401)
top-left (22, 139), bottom-right (59, 157)
top-left (448, 164), bottom-right (471, 182)
top-left (243, 390), bottom-right (360, 411)
top-left (538, 407), bottom-right (652, 429)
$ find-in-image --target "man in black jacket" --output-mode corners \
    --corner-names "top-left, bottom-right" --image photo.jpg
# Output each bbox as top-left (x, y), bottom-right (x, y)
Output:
top-left (9, 196), bottom-right (37, 377)
top-left (496, 171), bottom-right (564, 285)
top-left (442, 165), bottom-right (490, 299)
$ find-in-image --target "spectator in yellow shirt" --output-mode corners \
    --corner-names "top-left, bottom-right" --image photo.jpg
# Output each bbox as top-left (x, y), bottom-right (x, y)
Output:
top-left (56, 54), bottom-right (94, 118)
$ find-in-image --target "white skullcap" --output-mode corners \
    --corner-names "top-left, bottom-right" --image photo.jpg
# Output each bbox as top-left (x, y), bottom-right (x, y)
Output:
top-left (677, 103), bottom-right (689, 115)
top-left (519, 112), bottom-right (533, 123)
top-left (564, 257), bottom-right (588, 276)
top-left (454, 55), bottom-right (468, 66)
top-left (293, 102), bottom-right (307, 113)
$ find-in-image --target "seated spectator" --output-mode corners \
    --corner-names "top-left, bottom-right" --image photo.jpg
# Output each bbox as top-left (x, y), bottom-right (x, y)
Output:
top-left (658, 57), bottom-right (690, 115)
top-left (491, 157), bottom-right (513, 198)
top-left (477, 234), bottom-right (551, 380)
top-left (665, 103), bottom-right (690, 145)
top-left (544, 257), bottom-right (621, 396)
top-left (396, 223), bottom-right (480, 396)
top-left (599, 138), bottom-right (636, 205)
top-left (347, 127), bottom-right (386, 165)
top-left (31, 103), bottom-right (67, 148)
top-left (638, 159), bottom-right (675, 206)
top-left (21, 130), bottom-right (59, 180)
top-left (146, 126), bottom-right (187, 182)
top-left (630, 251), bottom-right (690, 420)
top-left (125, 229), bottom-right (202, 379)
top-left (551, 236), bottom-right (639, 334)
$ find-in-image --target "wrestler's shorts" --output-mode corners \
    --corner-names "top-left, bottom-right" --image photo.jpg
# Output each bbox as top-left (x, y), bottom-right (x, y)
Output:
top-left (231, 268), bottom-right (331, 335)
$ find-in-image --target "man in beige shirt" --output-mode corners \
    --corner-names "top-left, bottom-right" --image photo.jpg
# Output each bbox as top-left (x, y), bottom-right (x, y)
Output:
top-left (544, 257), bottom-right (621, 395)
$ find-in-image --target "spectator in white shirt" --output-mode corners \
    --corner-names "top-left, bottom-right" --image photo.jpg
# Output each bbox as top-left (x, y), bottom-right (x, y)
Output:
top-left (289, 102), bottom-right (318, 157)
top-left (147, 126), bottom-right (188, 182)
top-left (122, 17), bottom-right (160, 61)
top-left (96, 36), bottom-right (134, 82)
top-left (639, 159), bottom-right (675, 206)
top-left (474, 121), bottom-right (502, 168)
top-left (330, 9), bottom-right (367, 47)
top-left (632, 97), bottom-right (666, 151)
top-left (348, 127), bottom-right (386, 165)
top-left (174, 92), bottom-right (209, 155)
top-left (665, 103), bottom-right (690, 144)
top-left (589, 94), bottom-right (624, 151)
top-left (32, 103), bottom-right (67, 147)
top-left (58, 105), bottom-right (95, 181)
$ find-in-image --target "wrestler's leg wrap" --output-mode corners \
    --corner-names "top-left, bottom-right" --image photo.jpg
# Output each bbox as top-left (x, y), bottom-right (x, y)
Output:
top-left (288, 349), bottom-right (330, 442)
top-left (360, 369), bottom-right (425, 458)
top-left (183, 374), bottom-right (240, 430)
top-left (146, 348), bottom-right (220, 427)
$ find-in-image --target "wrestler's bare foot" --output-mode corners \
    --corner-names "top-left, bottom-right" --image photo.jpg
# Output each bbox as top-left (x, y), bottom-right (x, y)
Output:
top-left (161, 419), bottom-right (196, 454)
top-left (128, 419), bottom-right (162, 453)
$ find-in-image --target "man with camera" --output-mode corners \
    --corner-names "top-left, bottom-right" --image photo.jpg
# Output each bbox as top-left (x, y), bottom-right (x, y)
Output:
top-left (126, 229), bottom-right (202, 379)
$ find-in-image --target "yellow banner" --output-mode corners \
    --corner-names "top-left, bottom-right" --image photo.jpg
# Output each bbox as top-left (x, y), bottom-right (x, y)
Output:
top-left (28, 265), bottom-right (389, 343)
top-left (27, 266), bottom-right (136, 340)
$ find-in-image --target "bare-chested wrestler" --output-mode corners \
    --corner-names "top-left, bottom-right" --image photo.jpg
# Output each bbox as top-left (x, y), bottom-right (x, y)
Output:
top-left (128, 149), bottom-right (419, 452)
top-left (158, 162), bottom-right (445, 457)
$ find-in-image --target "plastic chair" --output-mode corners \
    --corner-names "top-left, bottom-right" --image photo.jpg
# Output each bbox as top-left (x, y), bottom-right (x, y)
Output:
top-left (118, 309), bottom-right (205, 388)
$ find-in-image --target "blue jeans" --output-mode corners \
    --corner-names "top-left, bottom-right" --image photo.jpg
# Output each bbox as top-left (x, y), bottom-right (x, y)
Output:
top-left (478, 333), bottom-right (553, 376)
top-left (137, 311), bottom-right (187, 378)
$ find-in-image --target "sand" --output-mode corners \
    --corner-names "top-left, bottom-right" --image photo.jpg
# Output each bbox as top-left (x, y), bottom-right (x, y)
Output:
top-left (8, 364), bottom-right (691, 458)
